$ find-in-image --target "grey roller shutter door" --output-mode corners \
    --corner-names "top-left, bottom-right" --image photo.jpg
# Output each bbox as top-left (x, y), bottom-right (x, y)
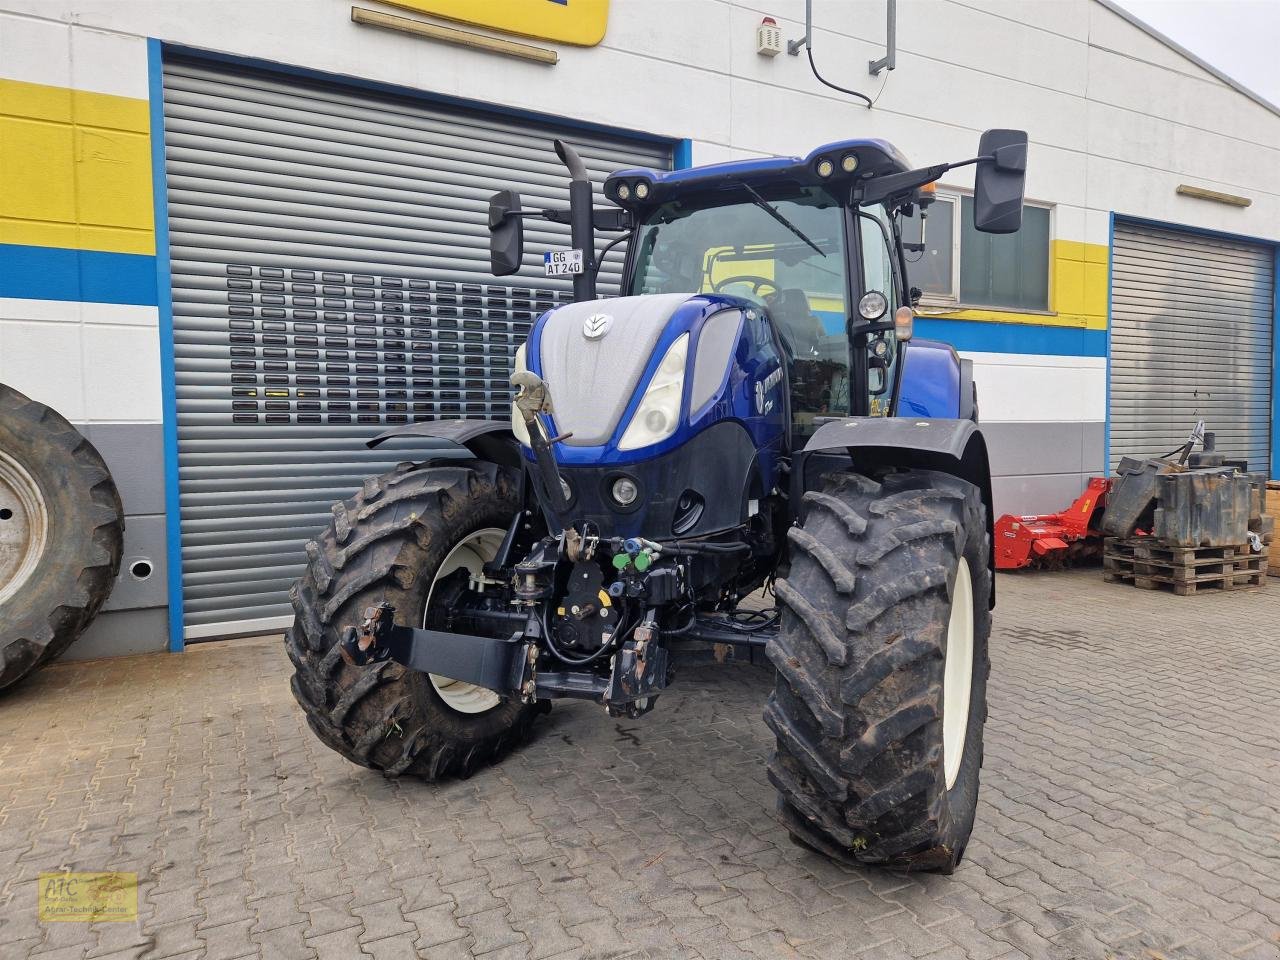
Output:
top-left (1110, 221), bottom-right (1274, 472)
top-left (162, 57), bottom-right (671, 639)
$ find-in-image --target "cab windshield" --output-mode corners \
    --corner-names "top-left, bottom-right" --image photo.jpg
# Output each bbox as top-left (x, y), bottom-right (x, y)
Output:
top-left (627, 189), bottom-right (852, 432)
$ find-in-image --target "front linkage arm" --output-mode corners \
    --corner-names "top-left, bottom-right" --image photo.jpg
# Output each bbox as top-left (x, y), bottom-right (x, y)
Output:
top-left (338, 601), bottom-right (669, 718)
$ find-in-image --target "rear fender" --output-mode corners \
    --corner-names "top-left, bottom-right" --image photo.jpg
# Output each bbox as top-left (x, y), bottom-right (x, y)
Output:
top-left (795, 417), bottom-right (995, 606)
top-left (367, 419), bottom-right (522, 470)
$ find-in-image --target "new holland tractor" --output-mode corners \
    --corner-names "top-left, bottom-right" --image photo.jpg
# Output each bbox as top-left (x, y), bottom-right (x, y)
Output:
top-left (287, 130), bottom-right (1028, 871)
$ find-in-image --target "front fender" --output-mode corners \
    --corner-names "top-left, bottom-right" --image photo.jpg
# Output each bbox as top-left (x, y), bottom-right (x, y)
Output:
top-left (797, 417), bottom-right (995, 606)
top-left (367, 419), bottom-right (522, 469)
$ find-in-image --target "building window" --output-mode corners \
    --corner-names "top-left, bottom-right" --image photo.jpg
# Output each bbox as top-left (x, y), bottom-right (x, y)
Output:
top-left (901, 196), bottom-right (957, 301)
top-left (901, 195), bottom-right (1051, 311)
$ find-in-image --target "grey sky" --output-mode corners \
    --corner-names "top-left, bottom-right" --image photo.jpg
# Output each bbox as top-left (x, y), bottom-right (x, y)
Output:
top-left (1115, 0), bottom-right (1280, 110)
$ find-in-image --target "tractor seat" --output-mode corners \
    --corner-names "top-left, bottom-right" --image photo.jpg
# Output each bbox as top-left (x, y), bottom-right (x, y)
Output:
top-left (769, 288), bottom-right (827, 358)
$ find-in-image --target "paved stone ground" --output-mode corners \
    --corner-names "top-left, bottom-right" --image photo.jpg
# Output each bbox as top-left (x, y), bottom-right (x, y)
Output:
top-left (1, 569), bottom-right (1278, 960)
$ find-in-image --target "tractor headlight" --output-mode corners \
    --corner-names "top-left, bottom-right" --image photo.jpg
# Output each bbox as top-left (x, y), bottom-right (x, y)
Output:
top-left (611, 476), bottom-right (639, 506)
top-left (816, 158), bottom-right (834, 178)
top-left (510, 343), bottom-right (532, 446)
top-left (858, 291), bottom-right (888, 320)
top-left (618, 333), bottom-right (688, 451)
top-left (617, 182), bottom-right (631, 201)
top-left (635, 181), bottom-right (650, 199)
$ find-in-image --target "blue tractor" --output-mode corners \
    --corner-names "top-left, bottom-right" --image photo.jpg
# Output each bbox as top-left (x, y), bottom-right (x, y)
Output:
top-left (287, 130), bottom-right (1029, 871)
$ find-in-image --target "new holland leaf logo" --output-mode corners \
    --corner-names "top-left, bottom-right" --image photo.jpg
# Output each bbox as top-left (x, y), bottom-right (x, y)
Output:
top-left (582, 313), bottom-right (613, 340)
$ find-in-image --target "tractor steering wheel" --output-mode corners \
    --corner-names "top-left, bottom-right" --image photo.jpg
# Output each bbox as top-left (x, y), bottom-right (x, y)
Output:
top-left (713, 276), bottom-right (779, 298)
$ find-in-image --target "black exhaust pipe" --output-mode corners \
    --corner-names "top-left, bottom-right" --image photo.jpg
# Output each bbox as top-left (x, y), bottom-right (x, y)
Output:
top-left (554, 139), bottom-right (597, 302)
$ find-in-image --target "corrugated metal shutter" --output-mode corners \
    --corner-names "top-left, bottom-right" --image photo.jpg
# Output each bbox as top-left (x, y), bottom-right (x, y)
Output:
top-left (161, 57), bottom-right (671, 640)
top-left (1110, 221), bottom-right (1274, 471)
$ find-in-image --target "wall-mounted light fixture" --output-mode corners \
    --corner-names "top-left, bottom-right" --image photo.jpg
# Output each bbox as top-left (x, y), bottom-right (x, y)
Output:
top-left (351, 7), bottom-right (559, 65)
top-left (1175, 184), bottom-right (1251, 208)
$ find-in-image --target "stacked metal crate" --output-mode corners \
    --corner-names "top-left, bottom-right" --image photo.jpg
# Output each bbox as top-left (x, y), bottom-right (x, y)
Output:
top-left (1101, 449), bottom-right (1272, 596)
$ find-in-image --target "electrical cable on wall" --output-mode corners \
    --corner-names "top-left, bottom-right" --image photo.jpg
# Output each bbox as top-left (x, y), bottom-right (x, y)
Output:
top-left (804, 44), bottom-right (874, 108)
top-left (788, 0), bottom-right (895, 109)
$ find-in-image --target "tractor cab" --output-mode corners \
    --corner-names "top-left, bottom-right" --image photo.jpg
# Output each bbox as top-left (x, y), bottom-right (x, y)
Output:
top-left (490, 133), bottom-right (1028, 446)
top-left (622, 179), bottom-right (886, 437)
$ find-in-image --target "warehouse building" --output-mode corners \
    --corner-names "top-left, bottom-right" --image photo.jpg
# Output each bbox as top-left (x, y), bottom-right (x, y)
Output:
top-left (1, 0), bottom-right (1278, 657)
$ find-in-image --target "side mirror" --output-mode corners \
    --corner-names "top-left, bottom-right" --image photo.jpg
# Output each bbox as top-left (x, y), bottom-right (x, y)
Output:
top-left (488, 189), bottom-right (524, 276)
top-left (973, 129), bottom-right (1027, 234)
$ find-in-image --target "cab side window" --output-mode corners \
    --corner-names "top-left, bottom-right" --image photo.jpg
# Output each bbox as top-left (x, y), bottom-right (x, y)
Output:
top-left (859, 208), bottom-right (899, 312)
top-left (858, 208), bottom-right (901, 410)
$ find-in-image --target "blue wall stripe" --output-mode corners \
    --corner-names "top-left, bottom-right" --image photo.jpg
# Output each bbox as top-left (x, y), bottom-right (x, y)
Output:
top-left (913, 316), bottom-right (1107, 358)
top-left (0, 244), bottom-right (158, 306)
top-left (1272, 245), bottom-right (1280, 480)
top-left (1106, 211), bottom-right (1115, 471)
top-left (149, 38), bottom-right (185, 654)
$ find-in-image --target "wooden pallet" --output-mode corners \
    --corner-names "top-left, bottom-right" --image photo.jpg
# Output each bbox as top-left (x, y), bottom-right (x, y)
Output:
top-left (1103, 537), bottom-right (1266, 596)
top-left (1267, 481), bottom-right (1280, 578)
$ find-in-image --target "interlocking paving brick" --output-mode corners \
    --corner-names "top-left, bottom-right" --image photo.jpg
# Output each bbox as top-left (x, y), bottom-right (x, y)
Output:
top-left (2, 571), bottom-right (1279, 960)
top-left (406, 902), bottom-right (468, 950)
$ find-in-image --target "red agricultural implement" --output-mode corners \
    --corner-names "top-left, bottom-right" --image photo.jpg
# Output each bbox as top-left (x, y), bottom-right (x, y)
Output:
top-left (994, 477), bottom-right (1111, 570)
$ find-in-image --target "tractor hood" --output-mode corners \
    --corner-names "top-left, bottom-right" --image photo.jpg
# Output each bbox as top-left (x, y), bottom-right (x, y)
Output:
top-left (520, 292), bottom-right (786, 469)
top-left (534, 293), bottom-right (691, 447)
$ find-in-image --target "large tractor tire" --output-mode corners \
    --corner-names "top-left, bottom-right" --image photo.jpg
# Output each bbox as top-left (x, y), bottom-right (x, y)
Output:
top-left (766, 468), bottom-right (991, 872)
top-left (286, 460), bottom-right (543, 778)
top-left (0, 384), bottom-right (125, 691)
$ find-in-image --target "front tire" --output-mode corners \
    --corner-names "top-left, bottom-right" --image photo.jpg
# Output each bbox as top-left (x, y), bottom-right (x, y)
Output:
top-left (765, 468), bottom-right (991, 871)
top-left (285, 460), bottom-right (541, 778)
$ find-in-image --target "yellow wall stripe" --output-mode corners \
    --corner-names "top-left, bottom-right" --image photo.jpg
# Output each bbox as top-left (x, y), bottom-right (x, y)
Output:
top-left (924, 240), bottom-right (1109, 331)
top-left (0, 78), bottom-right (154, 257)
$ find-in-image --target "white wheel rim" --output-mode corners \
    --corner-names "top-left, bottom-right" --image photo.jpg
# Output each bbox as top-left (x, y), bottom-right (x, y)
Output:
top-left (424, 528), bottom-right (507, 714)
top-left (0, 451), bottom-right (49, 606)
top-left (942, 560), bottom-right (974, 791)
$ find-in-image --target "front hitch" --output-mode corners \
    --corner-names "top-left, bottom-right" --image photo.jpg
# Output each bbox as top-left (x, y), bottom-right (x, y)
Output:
top-left (339, 601), bottom-right (533, 698)
top-left (337, 600), bottom-right (671, 713)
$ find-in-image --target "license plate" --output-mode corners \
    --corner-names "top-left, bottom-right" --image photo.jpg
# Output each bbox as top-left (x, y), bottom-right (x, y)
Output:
top-left (544, 249), bottom-right (583, 276)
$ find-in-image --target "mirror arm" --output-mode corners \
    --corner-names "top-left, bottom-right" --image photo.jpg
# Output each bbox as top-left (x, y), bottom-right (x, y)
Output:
top-left (494, 207), bottom-right (630, 230)
top-left (856, 155), bottom-right (997, 207)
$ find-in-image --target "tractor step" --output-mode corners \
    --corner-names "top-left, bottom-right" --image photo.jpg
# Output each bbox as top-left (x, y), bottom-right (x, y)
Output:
top-left (1103, 537), bottom-right (1267, 596)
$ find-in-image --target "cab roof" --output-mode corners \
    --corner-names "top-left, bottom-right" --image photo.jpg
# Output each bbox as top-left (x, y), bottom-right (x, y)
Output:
top-left (604, 138), bottom-right (913, 212)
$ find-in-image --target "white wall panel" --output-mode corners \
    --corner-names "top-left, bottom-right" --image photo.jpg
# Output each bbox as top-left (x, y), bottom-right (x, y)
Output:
top-left (961, 353), bottom-right (1107, 423)
top-left (0, 319), bottom-right (85, 419)
top-left (0, 299), bottom-right (161, 421)
top-left (68, 24), bottom-right (148, 99)
top-left (82, 325), bottom-right (162, 421)
top-left (0, 11), bottom-right (146, 97)
top-left (0, 12), bottom-right (71, 87)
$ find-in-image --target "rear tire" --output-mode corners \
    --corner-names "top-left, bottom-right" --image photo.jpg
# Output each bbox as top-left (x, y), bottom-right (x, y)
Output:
top-left (765, 468), bottom-right (991, 871)
top-left (0, 384), bottom-right (124, 691)
top-left (285, 460), bottom-right (542, 778)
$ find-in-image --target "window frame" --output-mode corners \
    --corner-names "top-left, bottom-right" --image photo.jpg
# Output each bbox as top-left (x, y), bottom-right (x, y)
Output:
top-left (902, 193), bottom-right (962, 305)
top-left (904, 189), bottom-right (1055, 314)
